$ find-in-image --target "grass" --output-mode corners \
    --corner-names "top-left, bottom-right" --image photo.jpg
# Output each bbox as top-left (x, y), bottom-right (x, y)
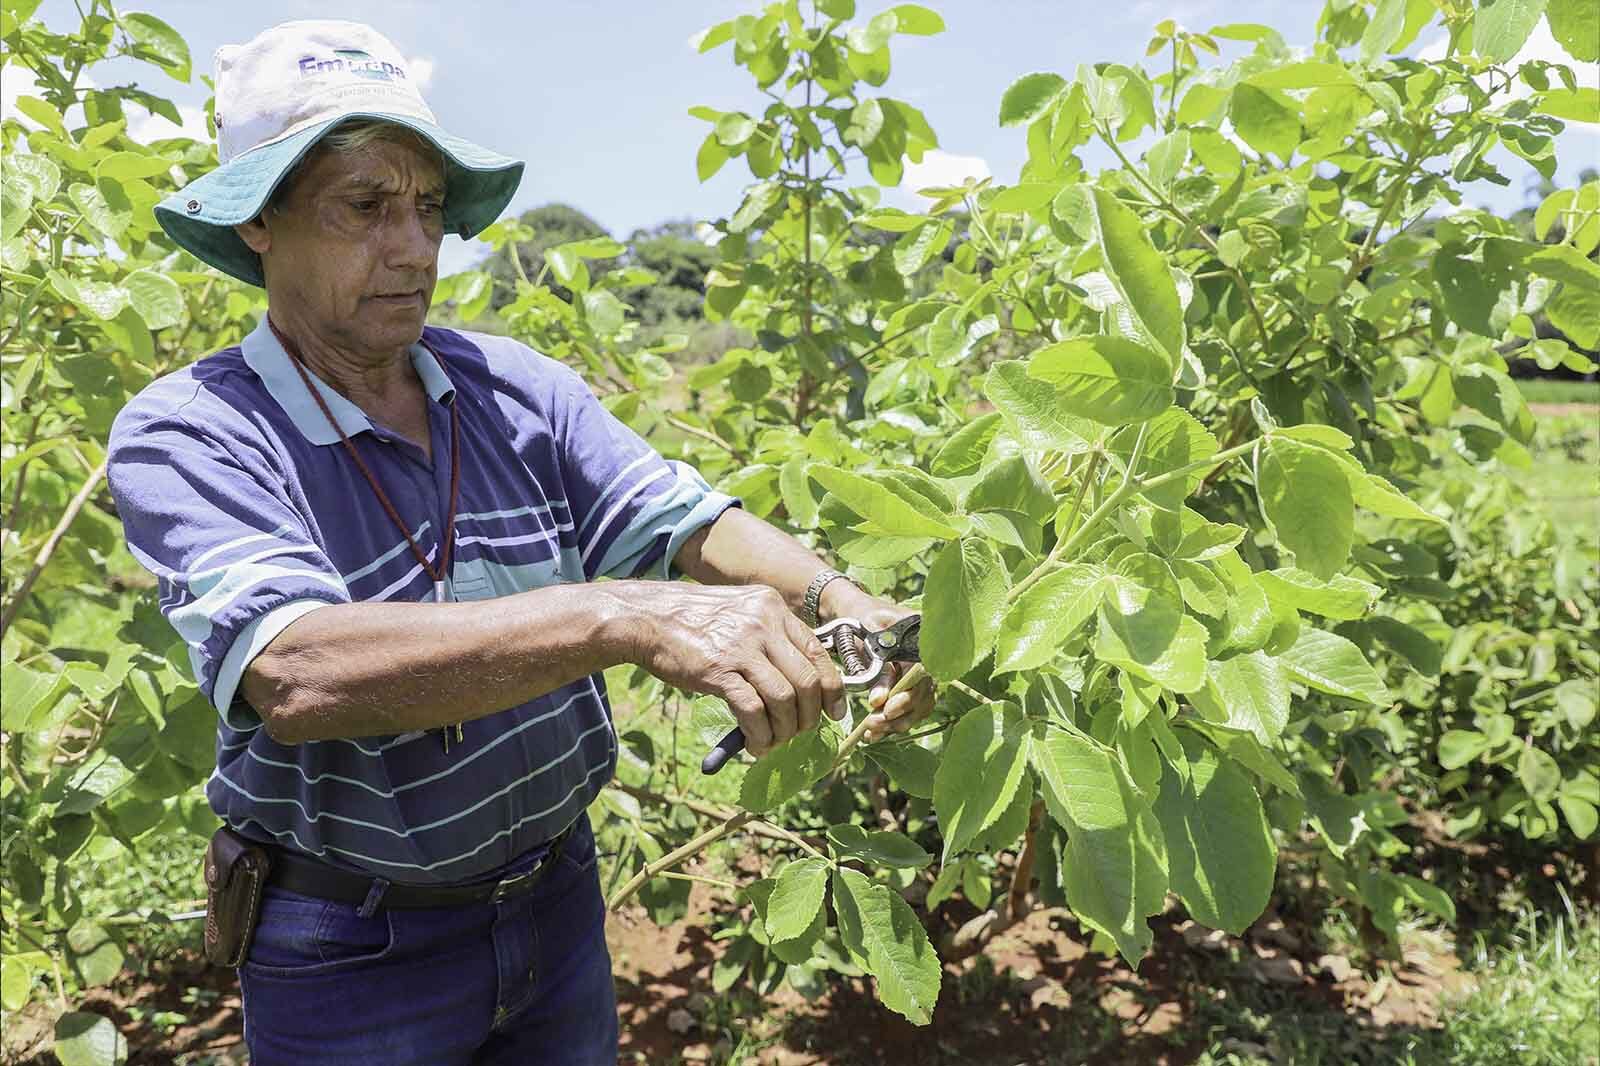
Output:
top-left (1524, 411), bottom-right (1600, 542)
top-left (1516, 377), bottom-right (1600, 406)
top-left (1191, 904), bottom-right (1600, 1066)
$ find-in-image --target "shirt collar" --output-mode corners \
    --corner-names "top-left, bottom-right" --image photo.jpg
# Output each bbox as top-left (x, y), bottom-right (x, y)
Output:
top-left (241, 316), bottom-right (456, 447)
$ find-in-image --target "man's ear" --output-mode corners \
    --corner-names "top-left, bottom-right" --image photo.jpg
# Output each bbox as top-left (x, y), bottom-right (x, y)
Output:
top-left (234, 215), bottom-right (271, 255)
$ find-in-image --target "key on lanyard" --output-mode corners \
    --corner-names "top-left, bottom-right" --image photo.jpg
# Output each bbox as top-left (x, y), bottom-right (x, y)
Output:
top-left (435, 580), bottom-right (465, 753)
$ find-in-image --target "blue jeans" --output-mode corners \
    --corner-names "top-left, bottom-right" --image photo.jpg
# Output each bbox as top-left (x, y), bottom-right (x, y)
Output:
top-left (237, 814), bottom-right (618, 1065)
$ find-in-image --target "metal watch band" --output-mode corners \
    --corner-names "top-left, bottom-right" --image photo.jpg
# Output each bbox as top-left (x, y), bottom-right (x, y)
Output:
top-left (802, 568), bottom-right (854, 628)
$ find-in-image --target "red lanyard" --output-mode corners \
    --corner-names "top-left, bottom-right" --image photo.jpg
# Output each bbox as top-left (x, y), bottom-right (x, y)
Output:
top-left (269, 317), bottom-right (462, 603)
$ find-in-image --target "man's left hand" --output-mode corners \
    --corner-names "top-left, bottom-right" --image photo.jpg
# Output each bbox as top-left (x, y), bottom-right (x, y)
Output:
top-left (818, 583), bottom-right (936, 743)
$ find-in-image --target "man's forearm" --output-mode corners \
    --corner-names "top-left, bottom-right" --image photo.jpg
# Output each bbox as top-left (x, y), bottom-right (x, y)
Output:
top-left (242, 582), bottom-right (641, 744)
top-left (672, 507), bottom-right (873, 622)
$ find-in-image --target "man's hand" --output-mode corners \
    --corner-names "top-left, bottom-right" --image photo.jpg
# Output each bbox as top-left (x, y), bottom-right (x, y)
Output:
top-left (615, 583), bottom-right (846, 757)
top-left (818, 581), bottom-right (936, 743)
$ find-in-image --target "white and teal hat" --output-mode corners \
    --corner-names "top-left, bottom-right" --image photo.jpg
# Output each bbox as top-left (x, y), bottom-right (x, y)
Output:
top-left (156, 19), bottom-right (523, 287)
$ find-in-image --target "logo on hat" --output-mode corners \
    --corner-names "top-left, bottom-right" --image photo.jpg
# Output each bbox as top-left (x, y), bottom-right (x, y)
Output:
top-left (297, 49), bottom-right (406, 82)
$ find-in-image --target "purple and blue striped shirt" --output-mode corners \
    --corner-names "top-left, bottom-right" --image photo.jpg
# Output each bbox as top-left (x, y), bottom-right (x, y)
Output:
top-left (107, 317), bottom-right (739, 883)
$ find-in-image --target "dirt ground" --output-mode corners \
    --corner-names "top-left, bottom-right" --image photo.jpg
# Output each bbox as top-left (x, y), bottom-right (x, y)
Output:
top-left (1, 873), bottom-right (1488, 1066)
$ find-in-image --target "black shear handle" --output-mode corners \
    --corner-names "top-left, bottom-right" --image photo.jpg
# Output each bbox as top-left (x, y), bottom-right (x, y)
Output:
top-left (701, 727), bottom-right (747, 775)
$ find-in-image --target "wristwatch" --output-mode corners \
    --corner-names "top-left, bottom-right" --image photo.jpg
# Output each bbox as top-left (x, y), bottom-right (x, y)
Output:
top-left (802, 567), bottom-right (857, 628)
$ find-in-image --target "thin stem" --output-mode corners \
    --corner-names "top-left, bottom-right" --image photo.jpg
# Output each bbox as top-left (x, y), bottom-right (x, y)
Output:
top-left (608, 813), bottom-right (752, 910)
top-left (664, 415), bottom-right (741, 459)
top-left (950, 679), bottom-right (993, 704)
top-left (0, 457), bottom-right (107, 637)
top-left (658, 870), bottom-right (740, 892)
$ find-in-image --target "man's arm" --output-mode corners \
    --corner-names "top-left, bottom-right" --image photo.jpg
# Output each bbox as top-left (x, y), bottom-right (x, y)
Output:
top-left (669, 506), bottom-right (867, 621)
top-left (245, 507), bottom-right (926, 751)
top-left (240, 583), bottom-right (635, 744)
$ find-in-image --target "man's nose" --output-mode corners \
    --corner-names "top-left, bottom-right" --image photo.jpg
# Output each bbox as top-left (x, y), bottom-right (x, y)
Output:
top-left (386, 204), bottom-right (441, 270)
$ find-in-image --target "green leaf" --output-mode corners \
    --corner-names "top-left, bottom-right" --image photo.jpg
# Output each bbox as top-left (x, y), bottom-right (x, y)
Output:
top-left (1258, 440), bottom-right (1355, 580)
top-left (1534, 87), bottom-right (1600, 121)
top-left (10, 153), bottom-right (61, 203)
top-left (1155, 733), bottom-right (1274, 934)
top-left (1031, 731), bottom-right (1167, 964)
top-left (865, 741), bottom-right (938, 798)
top-left (1256, 568), bottom-right (1381, 620)
top-left (68, 182), bottom-right (130, 241)
top-left (53, 1011), bottom-right (128, 1066)
top-left (983, 360), bottom-right (1096, 453)
top-left (1026, 336), bottom-right (1175, 425)
top-left (1547, 0), bottom-right (1600, 61)
top-left (828, 824), bottom-right (933, 868)
top-left (995, 564), bottom-right (1106, 673)
top-left (921, 538), bottom-right (1010, 681)
top-left (933, 702), bottom-right (1030, 861)
top-left (1095, 557), bottom-right (1208, 693)
top-left (1359, 616), bottom-right (1442, 676)
top-left (810, 467), bottom-right (963, 539)
top-left (963, 454), bottom-right (1054, 522)
top-left (696, 132), bottom-right (730, 181)
top-left (1115, 408), bottom-right (1218, 511)
top-left (121, 12), bottom-right (191, 80)
top-left (739, 727), bottom-right (838, 812)
top-left (94, 151), bottom-right (175, 182)
top-left (1361, 0), bottom-right (1408, 61)
top-left (766, 858), bottom-right (830, 941)
top-left (1279, 629), bottom-right (1391, 706)
top-left (1474, 0), bottom-right (1548, 62)
top-left (122, 269), bottom-right (183, 330)
top-left (1189, 651), bottom-right (1290, 745)
top-left (1348, 470), bottom-right (1446, 525)
top-left (1433, 245), bottom-right (1503, 337)
top-left (1000, 72), bottom-right (1066, 126)
top-left (1246, 61), bottom-right (1358, 89)
top-left (1, 952), bottom-right (45, 1012)
top-left (832, 868), bottom-right (943, 1024)
top-left (3, 660), bottom-right (64, 729)
top-left (888, 4), bottom-right (944, 34)
top-left (1439, 730), bottom-right (1490, 770)
top-left (1229, 83), bottom-right (1301, 160)
top-left (1558, 796), bottom-right (1598, 839)
top-left (1086, 187), bottom-right (1185, 362)
top-left (893, 218), bottom-right (952, 275)
top-left (1517, 746), bottom-right (1562, 801)
top-left (66, 921), bottom-right (124, 986)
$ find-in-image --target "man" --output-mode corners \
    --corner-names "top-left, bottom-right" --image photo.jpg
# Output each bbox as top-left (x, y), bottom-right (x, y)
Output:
top-left (107, 20), bottom-right (932, 1066)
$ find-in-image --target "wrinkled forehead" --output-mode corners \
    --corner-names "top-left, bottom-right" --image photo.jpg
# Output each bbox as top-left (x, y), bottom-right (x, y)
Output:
top-left (303, 137), bottom-right (448, 198)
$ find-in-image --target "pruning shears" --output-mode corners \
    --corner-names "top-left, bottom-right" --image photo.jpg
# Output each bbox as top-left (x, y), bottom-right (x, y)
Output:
top-left (700, 613), bottom-right (922, 775)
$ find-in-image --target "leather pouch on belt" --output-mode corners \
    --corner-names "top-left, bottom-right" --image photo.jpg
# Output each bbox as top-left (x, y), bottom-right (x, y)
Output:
top-left (203, 827), bottom-right (270, 967)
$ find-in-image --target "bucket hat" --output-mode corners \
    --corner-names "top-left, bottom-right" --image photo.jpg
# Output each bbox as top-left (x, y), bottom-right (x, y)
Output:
top-left (155, 20), bottom-right (523, 287)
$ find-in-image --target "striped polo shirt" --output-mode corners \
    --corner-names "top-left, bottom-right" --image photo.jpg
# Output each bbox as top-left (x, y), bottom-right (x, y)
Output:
top-left (107, 317), bottom-right (739, 884)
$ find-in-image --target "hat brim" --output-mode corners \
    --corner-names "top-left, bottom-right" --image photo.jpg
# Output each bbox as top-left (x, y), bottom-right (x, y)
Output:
top-left (155, 113), bottom-right (524, 287)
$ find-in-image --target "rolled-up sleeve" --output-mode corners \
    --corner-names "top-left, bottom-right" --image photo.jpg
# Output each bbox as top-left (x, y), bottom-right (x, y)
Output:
top-left (107, 414), bottom-right (350, 726)
top-left (548, 363), bottom-right (740, 581)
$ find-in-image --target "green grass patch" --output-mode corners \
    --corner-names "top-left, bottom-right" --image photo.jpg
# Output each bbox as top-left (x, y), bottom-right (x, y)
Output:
top-left (1173, 905), bottom-right (1600, 1066)
top-left (1525, 411), bottom-right (1600, 543)
top-left (1518, 377), bottom-right (1600, 406)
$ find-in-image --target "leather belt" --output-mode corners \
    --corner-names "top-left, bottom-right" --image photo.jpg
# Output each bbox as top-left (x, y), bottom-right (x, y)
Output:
top-left (260, 820), bottom-right (577, 909)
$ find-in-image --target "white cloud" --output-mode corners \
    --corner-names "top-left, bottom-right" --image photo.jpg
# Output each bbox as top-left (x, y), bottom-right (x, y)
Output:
top-left (127, 102), bottom-right (210, 145)
top-left (408, 56), bottom-right (435, 91)
top-left (902, 149), bottom-right (991, 192)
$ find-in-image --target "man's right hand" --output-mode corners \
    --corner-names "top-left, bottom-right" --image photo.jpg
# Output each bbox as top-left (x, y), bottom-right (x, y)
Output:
top-left (610, 582), bottom-right (846, 757)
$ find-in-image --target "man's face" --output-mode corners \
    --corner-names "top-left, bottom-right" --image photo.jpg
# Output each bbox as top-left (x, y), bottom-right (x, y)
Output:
top-left (244, 135), bottom-right (446, 355)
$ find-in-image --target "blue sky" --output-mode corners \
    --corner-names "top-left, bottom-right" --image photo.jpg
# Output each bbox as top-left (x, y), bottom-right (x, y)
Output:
top-left (13, 1), bottom-right (1599, 275)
